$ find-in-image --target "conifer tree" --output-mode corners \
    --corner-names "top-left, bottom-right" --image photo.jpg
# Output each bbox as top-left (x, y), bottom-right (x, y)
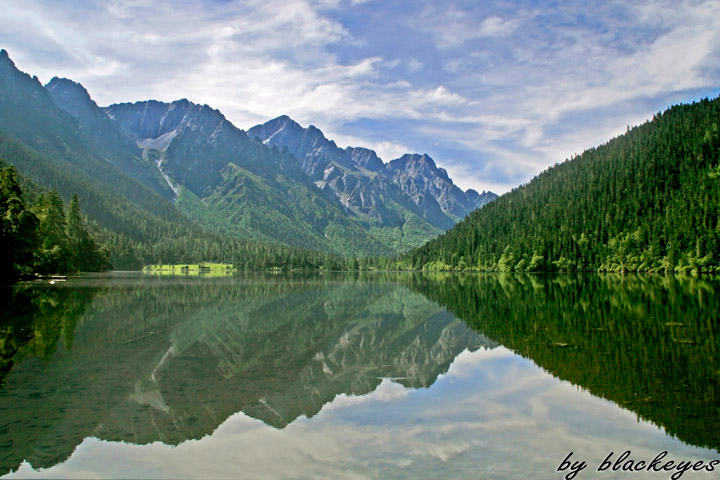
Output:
top-left (0, 166), bottom-right (38, 278)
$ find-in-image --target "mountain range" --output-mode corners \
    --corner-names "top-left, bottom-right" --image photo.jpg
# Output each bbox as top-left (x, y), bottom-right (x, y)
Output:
top-left (0, 49), bottom-right (495, 262)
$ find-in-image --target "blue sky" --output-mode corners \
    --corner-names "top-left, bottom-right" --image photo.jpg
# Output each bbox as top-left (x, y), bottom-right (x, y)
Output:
top-left (2, 0), bottom-right (719, 193)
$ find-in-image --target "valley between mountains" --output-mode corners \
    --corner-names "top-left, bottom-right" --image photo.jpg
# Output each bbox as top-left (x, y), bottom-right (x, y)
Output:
top-left (0, 48), bottom-right (496, 271)
top-left (2, 46), bottom-right (719, 275)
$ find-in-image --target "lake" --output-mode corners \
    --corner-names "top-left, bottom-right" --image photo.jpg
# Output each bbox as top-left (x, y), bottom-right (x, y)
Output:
top-left (0, 272), bottom-right (718, 479)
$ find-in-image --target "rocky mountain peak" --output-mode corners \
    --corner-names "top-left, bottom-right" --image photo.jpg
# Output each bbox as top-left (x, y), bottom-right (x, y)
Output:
top-left (103, 98), bottom-right (231, 142)
top-left (249, 115), bottom-right (496, 227)
top-left (464, 188), bottom-right (498, 210)
top-left (385, 153), bottom-right (473, 219)
top-left (0, 50), bottom-right (35, 85)
top-left (248, 115), bottom-right (357, 179)
top-left (388, 153), bottom-right (454, 185)
top-left (346, 147), bottom-right (384, 172)
top-left (45, 77), bottom-right (98, 118)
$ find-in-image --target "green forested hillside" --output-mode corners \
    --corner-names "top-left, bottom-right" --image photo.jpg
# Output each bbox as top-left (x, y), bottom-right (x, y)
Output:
top-left (0, 165), bottom-right (111, 279)
top-left (403, 97), bottom-right (720, 273)
top-left (0, 52), bottom-right (353, 271)
top-left (0, 136), bottom-right (347, 272)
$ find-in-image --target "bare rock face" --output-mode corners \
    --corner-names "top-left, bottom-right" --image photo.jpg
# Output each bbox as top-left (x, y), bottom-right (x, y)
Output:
top-left (249, 116), bottom-right (497, 231)
top-left (385, 154), bottom-right (497, 219)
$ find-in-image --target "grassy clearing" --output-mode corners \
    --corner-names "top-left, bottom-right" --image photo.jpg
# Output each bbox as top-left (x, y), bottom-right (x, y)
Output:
top-left (143, 263), bottom-right (236, 276)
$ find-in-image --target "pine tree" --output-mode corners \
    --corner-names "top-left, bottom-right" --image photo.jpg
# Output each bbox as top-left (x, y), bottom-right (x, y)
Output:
top-left (0, 166), bottom-right (38, 278)
top-left (66, 194), bottom-right (110, 271)
top-left (35, 191), bottom-right (72, 274)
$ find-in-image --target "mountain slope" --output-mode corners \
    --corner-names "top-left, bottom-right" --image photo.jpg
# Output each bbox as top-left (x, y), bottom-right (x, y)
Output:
top-left (385, 153), bottom-right (495, 222)
top-left (249, 116), bottom-right (497, 234)
top-left (0, 50), bottom-right (349, 268)
top-left (404, 96), bottom-right (720, 273)
top-left (45, 77), bottom-right (174, 200)
top-left (104, 100), bottom-right (399, 255)
top-left (0, 50), bottom-right (205, 265)
top-left (248, 115), bottom-right (450, 244)
top-left (1, 48), bottom-right (497, 262)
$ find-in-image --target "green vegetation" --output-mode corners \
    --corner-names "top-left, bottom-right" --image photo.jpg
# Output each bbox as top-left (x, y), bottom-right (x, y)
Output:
top-left (0, 135), bottom-right (354, 272)
top-left (0, 165), bottom-right (110, 279)
top-left (143, 263), bottom-right (236, 276)
top-left (401, 97), bottom-right (720, 274)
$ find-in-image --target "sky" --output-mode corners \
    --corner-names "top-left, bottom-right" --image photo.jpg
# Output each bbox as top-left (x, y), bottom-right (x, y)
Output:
top-left (2, 0), bottom-right (719, 194)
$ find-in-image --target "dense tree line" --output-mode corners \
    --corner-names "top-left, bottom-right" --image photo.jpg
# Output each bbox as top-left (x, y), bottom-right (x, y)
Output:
top-left (6, 94), bottom-right (719, 274)
top-left (399, 97), bottom-right (720, 273)
top-left (1, 165), bottom-right (111, 279)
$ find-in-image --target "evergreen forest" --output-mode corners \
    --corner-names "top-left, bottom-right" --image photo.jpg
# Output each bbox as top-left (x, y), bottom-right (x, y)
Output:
top-left (402, 97), bottom-right (720, 274)
top-left (0, 165), bottom-right (110, 280)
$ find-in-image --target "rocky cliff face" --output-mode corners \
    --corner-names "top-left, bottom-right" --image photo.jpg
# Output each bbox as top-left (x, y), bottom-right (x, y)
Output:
top-left (46, 77), bottom-right (174, 199)
top-left (103, 100), bottom-right (398, 254)
top-left (385, 154), bottom-right (496, 220)
top-left (105, 99), bottom-right (295, 196)
top-left (465, 188), bottom-right (497, 210)
top-left (346, 146), bottom-right (384, 172)
top-left (250, 115), bottom-right (450, 230)
top-left (250, 116), bottom-right (497, 230)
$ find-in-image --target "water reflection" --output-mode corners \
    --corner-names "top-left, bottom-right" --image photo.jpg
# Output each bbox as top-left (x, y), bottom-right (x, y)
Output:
top-left (0, 274), bottom-right (488, 475)
top-left (0, 282), bottom-right (102, 387)
top-left (406, 273), bottom-right (720, 452)
top-left (0, 273), bottom-right (718, 478)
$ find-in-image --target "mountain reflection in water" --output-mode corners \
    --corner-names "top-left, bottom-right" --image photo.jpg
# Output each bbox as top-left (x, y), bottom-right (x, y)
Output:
top-left (0, 272), bottom-right (718, 479)
top-left (0, 273), bottom-right (489, 474)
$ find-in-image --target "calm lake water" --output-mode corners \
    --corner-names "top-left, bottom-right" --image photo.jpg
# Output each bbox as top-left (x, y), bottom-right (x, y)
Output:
top-left (0, 272), bottom-right (718, 479)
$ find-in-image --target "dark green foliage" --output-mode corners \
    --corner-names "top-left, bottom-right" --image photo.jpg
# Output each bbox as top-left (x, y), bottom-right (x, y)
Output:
top-left (0, 165), bottom-right (111, 277)
top-left (34, 191), bottom-right (72, 274)
top-left (66, 194), bottom-right (112, 272)
top-left (0, 166), bottom-right (39, 279)
top-left (403, 97), bottom-right (720, 273)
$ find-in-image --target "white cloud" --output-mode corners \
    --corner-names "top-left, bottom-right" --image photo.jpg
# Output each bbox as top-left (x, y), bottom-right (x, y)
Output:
top-left (414, 7), bottom-right (518, 49)
top-left (413, 85), bottom-right (468, 106)
top-left (1, 0), bottom-right (719, 195)
top-left (407, 58), bottom-right (423, 72)
top-left (478, 16), bottom-right (516, 37)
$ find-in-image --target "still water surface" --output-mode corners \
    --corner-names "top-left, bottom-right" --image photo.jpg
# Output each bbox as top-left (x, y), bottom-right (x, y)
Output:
top-left (0, 273), bottom-right (718, 479)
